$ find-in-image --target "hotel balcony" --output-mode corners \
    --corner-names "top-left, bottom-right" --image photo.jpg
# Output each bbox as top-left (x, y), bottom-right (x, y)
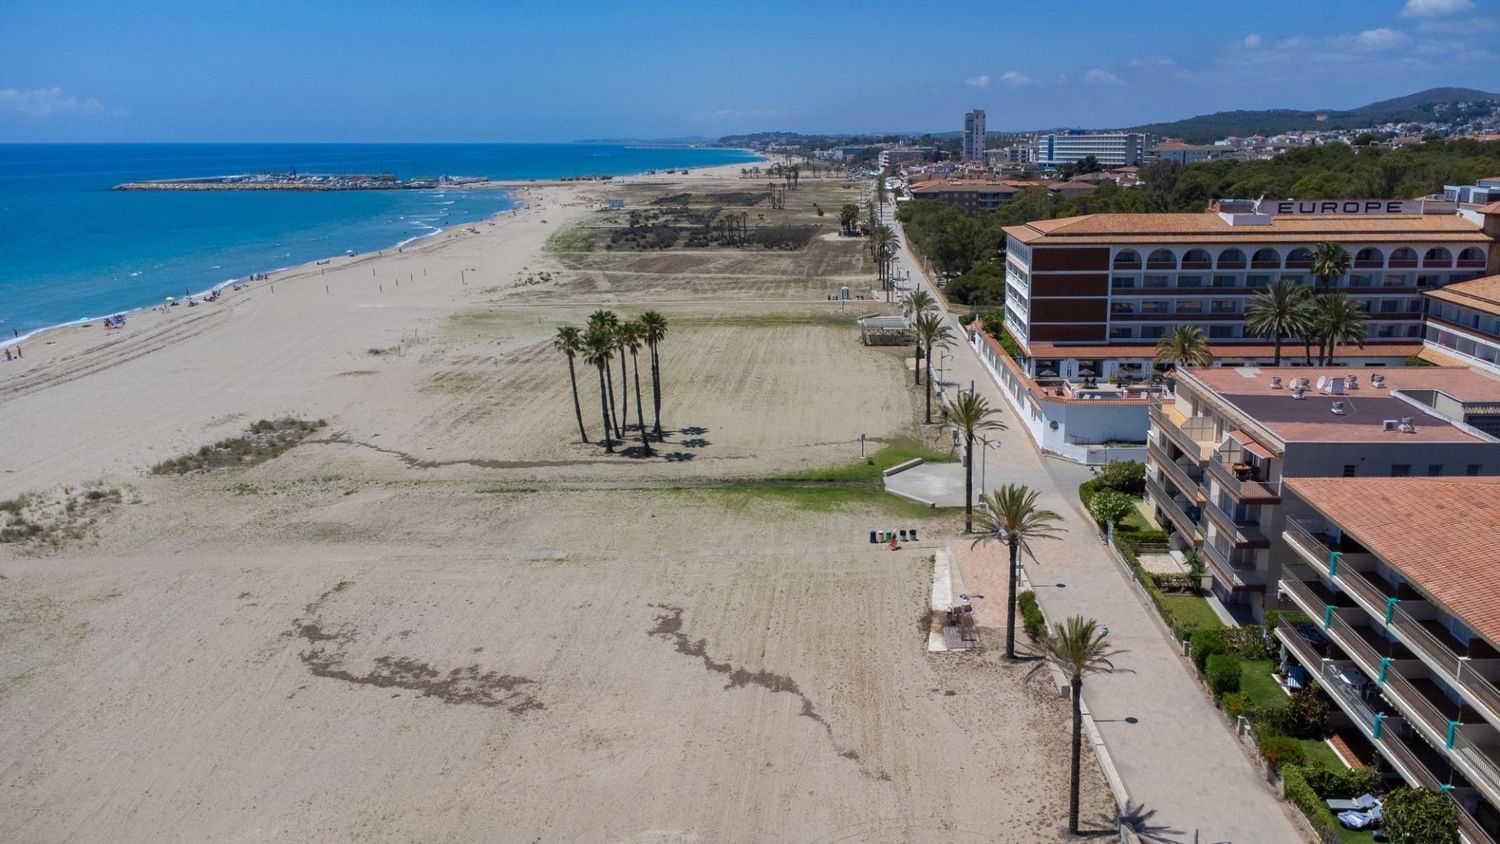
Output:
top-left (1202, 537), bottom-right (1265, 591)
top-left (1148, 404), bottom-right (1215, 462)
top-left (1146, 439), bottom-right (1204, 503)
top-left (1145, 474), bottom-right (1202, 543)
top-left (1203, 496), bottom-right (1270, 547)
top-left (1285, 520), bottom-right (1500, 726)
top-left (1206, 456), bottom-right (1280, 503)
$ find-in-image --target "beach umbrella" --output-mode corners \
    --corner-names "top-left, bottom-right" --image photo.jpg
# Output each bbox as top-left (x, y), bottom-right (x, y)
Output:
top-left (1039, 368), bottom-right (1058, 377)
top-left (1079, 367), bottom-right (1097, 376)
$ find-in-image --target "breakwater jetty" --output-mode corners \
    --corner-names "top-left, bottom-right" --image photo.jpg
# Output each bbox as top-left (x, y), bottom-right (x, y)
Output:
top-left (113, 172), bottom-right (490, 191)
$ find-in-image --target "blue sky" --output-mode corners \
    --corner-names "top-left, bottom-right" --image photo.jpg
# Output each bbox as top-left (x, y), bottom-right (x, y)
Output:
top-left (2, 0), bottom-right (1498, 142)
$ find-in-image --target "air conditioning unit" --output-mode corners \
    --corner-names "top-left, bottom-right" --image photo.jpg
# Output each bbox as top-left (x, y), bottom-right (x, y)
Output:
top-left (1399, 422), bottom-right (1416, 434)
top-left (1383, 419), bottom-right (1399, 431)
top-left (1345, 375), bottom-right (1359, 390)
top-left (1371, 373), bottom-right (1387, 388)
top-left (1401, 416), bottom-right (1414, 426)
top-left (1270, 376), bottom-right (1283, 390)
top-left (1331, 401), bottom-right (1347, 415)
top-left (1292, 385), bottom-right (1307, 399)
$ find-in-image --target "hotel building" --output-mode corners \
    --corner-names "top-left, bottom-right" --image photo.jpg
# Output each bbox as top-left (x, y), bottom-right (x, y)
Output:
top-left (1424, 273), bottom-right (1500, 376)
top-left (1002, 203), bottom-right (1500, 383)
top-left (1145, 365), bottom-right (1500, 620)
top-left (1036, 132), bottom-right (1146, 169)
top-left (1276, 476), bottom-right (1500, 843)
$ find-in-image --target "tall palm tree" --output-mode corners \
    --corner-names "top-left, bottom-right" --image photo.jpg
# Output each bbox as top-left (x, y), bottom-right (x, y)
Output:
top-left (1029, 616), bottom-right (1127, 835)
top-left (1311, 292), bottom-right (1368, 365)
top-left (582, 326), bottom-right (616, 454)
top-left (1245, 280), bottom-right (1314, 367)
top-left (870, 225), bottom-right (896, 285)
top-left (553, 325), bottom-right (588, 443)
top-left (839, 203), bottom-right (860, 234)
top-left (947, 392), bottom-right (1006, 533)
top-left (1153, 324), bottom-right (1215, 376)
top-left (589, 310), bottom-right (623, 440)
top-left (639, 311), bottom-right (668, 441)
top-left (1310, 241), bottom-right (1351, 295)
top-left (905, 289), bottom-right (935, 316)
top-left (913, 312), bottom-right (954, 421)
top-left (973, 485), bottom-right (1065, 660)
top-left (619, 320), bottom-right (653, 455)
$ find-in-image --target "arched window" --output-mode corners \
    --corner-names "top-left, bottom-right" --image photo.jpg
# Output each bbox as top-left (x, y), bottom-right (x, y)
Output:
top-left (1285, 248), bottom-right (1313, 268)
top-left (1251, 248), bottom-right (1281, 268)
top-left (1146, 249), bottom-right (1176, 268)
top-left (1459, 247), bottom-right (1486, 266)
top-left (1424, 247), bottom-right (1453, 266)
top-left (1390, 247), bottom-right (1418, 267)
top-left (1354, 247), bottom-right (1383, 267)
top-left (1182, 248), bottom-right (1212, 268)
top-left (1114, 249), bottom-right (1141, 267)
top-left (1216, 248), bottom-right (1246, 268)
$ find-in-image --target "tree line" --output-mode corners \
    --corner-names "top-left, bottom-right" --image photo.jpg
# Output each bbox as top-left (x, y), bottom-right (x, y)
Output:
top-left (553, 310), bottom-right (668, 455)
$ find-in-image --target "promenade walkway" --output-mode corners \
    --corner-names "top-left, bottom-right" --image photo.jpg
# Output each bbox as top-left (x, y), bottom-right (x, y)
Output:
top-left (882, 204), bottom-right (1306, 843)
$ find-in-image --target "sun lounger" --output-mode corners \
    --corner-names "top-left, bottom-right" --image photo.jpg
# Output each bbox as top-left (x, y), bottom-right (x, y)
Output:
top-left (909, 528), bottom-right (918, 541)
top-left (899, 530), bottom-right (909, 541)
top-left (1338, 810), bottom-right (1376, 830)
top-left (1325, 798), bottom-right (1359, 812)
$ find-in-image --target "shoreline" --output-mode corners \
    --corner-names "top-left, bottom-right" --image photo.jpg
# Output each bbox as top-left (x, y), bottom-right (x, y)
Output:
top-left (1, 152), bottom-right (767, 353)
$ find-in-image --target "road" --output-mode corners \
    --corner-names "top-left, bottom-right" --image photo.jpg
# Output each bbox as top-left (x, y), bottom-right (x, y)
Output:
top-left (878, 200), bottom-right (1307, 843)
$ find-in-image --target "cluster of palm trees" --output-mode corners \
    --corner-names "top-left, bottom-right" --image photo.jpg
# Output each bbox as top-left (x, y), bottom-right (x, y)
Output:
top-left (1155, 241), bottom-right (1369, 372)
top-left (870, 223), bottom-right (897, 287)
top-left (553, 310), bottom-right (667, 455)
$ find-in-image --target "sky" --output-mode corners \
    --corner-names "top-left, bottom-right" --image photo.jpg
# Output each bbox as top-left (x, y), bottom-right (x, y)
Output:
top-left (2, 0), bottom-right (1499, 143)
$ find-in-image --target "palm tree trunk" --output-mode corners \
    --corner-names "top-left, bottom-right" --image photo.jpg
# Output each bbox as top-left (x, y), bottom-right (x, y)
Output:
top-left (1303, 335), bottom-right (1313, 365)
top-left (604, 363), bottom-right (622, 440)
top-left (914, 343), bottom-right (921, 385)
top-left (567, 356), bottom-right (588, 443)
top-left (650, 343), bottom-right (664, 441)
top-left (595, 365), bottom-right (614, 453)
top-left (1272, 331), bottom-right (1282, 367)
top-left (964, 432), bottom-right (975, 533)
top-left (1006, 538), bottom-right (1019, 659)
top-left (1070, 676), bottom-right (1083, 834)
top-left (619, 353), bottom-right (630, 433)
top-left (632, 351), bottom-right (652, 456)
top-left (924, 342), bottom-right (934, 423)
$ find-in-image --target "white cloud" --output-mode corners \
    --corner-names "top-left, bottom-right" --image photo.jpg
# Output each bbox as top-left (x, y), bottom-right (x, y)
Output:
top-left (1241, 33), bottom-right (1263, 48)
top-left (998, 70), bottom-right (1033, 87)
top-left (1128, 55), bottom-right (1175, 67)
top-left (0, 86), bottom-right (103, 117)
top-left (1400, 0), bottom-right (1474, 17)
top-left (1082, 68), bottom-right (1123, 86)
top-left (964, 74), bottom-right (991, 88)
top-left (1354, 27), bottom-right (1411, 49)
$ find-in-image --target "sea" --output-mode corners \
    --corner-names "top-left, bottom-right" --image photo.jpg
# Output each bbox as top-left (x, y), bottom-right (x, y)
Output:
top-left (0, 143), bottom-right (762, 341)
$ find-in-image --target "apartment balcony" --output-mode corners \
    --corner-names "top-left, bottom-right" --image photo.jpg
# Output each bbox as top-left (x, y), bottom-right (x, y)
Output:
top-left (1148, 404), bottom-right (1215, 462)
top-left (1146, 439), bottom-right (1204, 503)
top-left (1203, 496), bottom-right (1270, 547)
top-left (1145, 474), bottom-right (1202, 543)
top-left (1206, 456), bottom-right (1279, 503)
top-left (1203, 538), bottom-right (1265, 591)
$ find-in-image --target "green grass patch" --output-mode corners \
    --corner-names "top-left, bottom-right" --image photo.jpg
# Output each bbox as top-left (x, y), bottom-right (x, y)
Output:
top-left (781, 441), bottom-right (956, 483)
top-left (151, 418), bottom-right (327, 475)
top-left (1239, 659), bottom-right (1287, 710)
top-left (673, 312), bottom-right (854, 329)
top-left (544, 225), bottom-right (593, 253)
top-left (701, 485), bottom-right (950, 518)
top-left (1297, 738), bottom-right (1347, 773)
top-left (1159, 594), bottom-right (1226, 632)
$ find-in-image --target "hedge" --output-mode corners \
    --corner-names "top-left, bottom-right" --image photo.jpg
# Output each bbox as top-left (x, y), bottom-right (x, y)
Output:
top-left (1205, 653), bottom-right (1242, 697)
top-left (1258, 734), bottom-right (1306, 769)
top-left (1190, 629), bottom-right (1229, 673)
top-left (1298, 765), bottom-right (1381, 799)
top-left (1282, 764), bottom-right (1347, 842)
top-left (1016, 590), bottom-right (1046, 640)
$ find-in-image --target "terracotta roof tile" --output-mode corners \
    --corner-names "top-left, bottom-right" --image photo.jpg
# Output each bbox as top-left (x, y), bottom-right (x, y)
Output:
top-left (1425, 274), bottom-right (1500, 318)
top-left (1285, 476), bottom-right (1500, 646)
top-left (1004, 212), bottom-right (1491, 245)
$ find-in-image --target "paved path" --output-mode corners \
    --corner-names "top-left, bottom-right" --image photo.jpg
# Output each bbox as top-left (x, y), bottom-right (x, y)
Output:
top-left (881, 204), bottom-right (1306, 844)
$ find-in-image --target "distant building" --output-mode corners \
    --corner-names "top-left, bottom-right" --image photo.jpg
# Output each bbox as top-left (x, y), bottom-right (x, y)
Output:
top-left (1444, 177), bottom-right (1500, 206)
top-left (1036, 132), bottom-right (1146, 169)
top-left (1148, 142), bottom-right (1228, 165)
top-left (963, 109), bottom-right (987, 162)
top-left (877, 146), bottom-right (934, 173)
top-left (1424, 270), bottom-right (1500, 376)
top-left (908, 178), bottom-right (1038, 215)
top-left (985, 144), bottom-right (1033, 167)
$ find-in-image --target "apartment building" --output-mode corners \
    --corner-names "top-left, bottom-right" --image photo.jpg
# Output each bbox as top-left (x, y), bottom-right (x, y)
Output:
top-left (909, 178), bottom-right (1038, 215)
top-left (1145, 365), bottom-right (1500, 620)
top-left (877, 146), bottom-right (934, 173)
top-left (962, 109), bottom-right (987, 162)
top-left (1445, 177), bottom-right (1500, 206)
top-left (1276, 476), bottom-right (1500, 843)
top-left (1001, 202), bottom-right (1500, 382)
top-left (1036, 132), bottom-right (1146, 169)
top-left (1425, 274), bottom-right (1500, 376)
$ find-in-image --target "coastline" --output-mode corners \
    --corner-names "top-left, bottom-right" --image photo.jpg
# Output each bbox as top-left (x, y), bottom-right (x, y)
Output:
top-left (0, 151), bottom-right (766, 353)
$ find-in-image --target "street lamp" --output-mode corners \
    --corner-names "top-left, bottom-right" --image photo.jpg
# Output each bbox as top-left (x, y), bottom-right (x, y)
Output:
top-left (976, 433), bottom-right (1003, 493)
top-left (936, 352), bottom-right (955, 390)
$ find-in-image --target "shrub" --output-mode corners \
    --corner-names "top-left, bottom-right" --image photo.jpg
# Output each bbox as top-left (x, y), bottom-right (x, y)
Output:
top-left (1285, 685), bottom-right (1330, 738)
top-left (1299, 765), bottom-right (1382, 799)
top-left (1078, 479), bottom-right (1101, 508)
top-left (1190, 629), bottom-right (1229, 673)
top-left (1282, 765), bottom-right (1346, 841)
top-left (1222, 692), bottom-right (1252, 718)
top-left (1205, 653), bottom-right (1242, 697)
top-left (1016, 590), bottom-right (1046, 639)
top-left (1094, 460), bottom-right (1145, 495)
top-left (1258, 735), bottom-right (1306, 770)
top-left (1088, 489), bottom-right (1133, 529)
top-left (1224, 625), bottom-right (1275, 660)
top-left (1383, 787), bottom-right (1459, 844)
top-left (1151, 572), bottom-right (1199, 593)
top-left (957, 313), bottom-right (976, 327)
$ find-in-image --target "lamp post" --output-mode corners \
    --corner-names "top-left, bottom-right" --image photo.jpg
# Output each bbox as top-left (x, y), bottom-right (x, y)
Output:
top-left (937, 352), bottom-right (955, 391)
top-left (977, 434), bottom-right (1003, 493)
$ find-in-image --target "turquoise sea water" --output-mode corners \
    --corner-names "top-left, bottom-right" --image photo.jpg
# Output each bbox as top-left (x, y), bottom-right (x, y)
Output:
top-left (0, 143), bottom-right (760, 339)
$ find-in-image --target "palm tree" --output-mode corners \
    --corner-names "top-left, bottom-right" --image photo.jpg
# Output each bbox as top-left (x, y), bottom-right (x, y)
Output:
top-left (1153, 324), bottom-right (1214, 376)
top-left (1029, 616), bottom-right (1127, 835)
top-left (1310, 241), bottom-right (1351, 295)
top-left (839, 203), bottom-right (860, 234)
top-left (589, 310), bottom-right (623, 440)
top-left (870, 225), bottom-right (896, 285)
top-left (913, 312), bottom-right (954, 421)
top-left (553, 326), bottom-right (588, 443)
top-left (947, 392), bottom-right (1006, 533)
top-left (1311, 292), bottom-right (1368, 365)
top-left (1245, 280), bottom-right (1314, 367)
top-left (619, 320), bottom-right (653, 455)
top-left (973, 485), bottom-right (1064, 660)
top-left (582, 326), bottom-right (616, 453)
top-left (639, 311), bottom-right (668, 441)
top-left (905, 289), bottom-right (935, 317)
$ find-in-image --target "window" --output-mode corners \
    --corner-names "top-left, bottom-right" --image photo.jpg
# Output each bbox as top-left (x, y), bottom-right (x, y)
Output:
top-left (1342, 465), bottom-right (1357, 477)
top-left (1141, 301), bottom-right (1170, 314)
top-left (1384, 274), bottom-right (1406, 287)
top-left (1213, 275), bottom-right (1238, 288)
top-left (1141, 326), bottom-right (1166, 339)
top-left (1380, 300), bottom-right (1400, 313)
top-left (1113, 276), bottom-right (1138, 289)
top-left (1211, 300), bottom-right (1239, 314)
top-left (1349, 275), bottom-right (1375, 288)
top-left (1391, 464), bottom-right (1411, 477)
top-left (1175, 300), bottom-right (1203, 314)
top-left (1111, 302), bottom-right (1135, 314)
top-left (1178, 275), bottom-right (1204, 288)
top-left (1466, 464), bottom-right (1482, 476)
top-left (1109, 326), bottom-right (1135, 339)
top-left (1209, 325), bottom-right (1235, 338)
top-left (1428, 464), bottom-right (1443, 477)
top-left (1145, 274), bottom-right (1170, 288)
top-left (1246, 275), bottom-right (1271, 289)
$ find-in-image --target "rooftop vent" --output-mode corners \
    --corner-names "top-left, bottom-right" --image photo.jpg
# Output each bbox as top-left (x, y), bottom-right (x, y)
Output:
top-left (1371, 373), bottom-right (1387, 389)
top-left (1270, 376), bottom-right (1283, 390)
top-left (1331, 401), bottom-right (1347, 415)
top-left (1399, 421), bottom-right (1417, 434)
top-left (1292, 385), bottom-right (1307, 400)
top-left (1383, 419), bottom-right (1399, 431)
top-left (1345, 375), bottom-right (1359, 390)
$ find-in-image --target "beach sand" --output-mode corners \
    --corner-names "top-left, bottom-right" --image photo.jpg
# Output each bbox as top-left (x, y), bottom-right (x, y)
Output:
top-left (0, 163), bottom-right (1111, 842)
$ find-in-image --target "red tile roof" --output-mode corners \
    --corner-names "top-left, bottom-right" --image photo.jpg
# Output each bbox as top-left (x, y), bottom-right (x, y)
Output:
top-left (1004, 212), bottom-right (1490, 245)
top-left (1286, 476), bottom-right (1500, 646)
top-left (1425, 274), bottom-right (1500, 318)
top-left (1024, 342), bottom-right (1421, 360)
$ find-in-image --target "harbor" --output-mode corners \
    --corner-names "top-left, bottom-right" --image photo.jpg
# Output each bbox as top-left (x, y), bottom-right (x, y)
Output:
top-left (112, 171), bottom-right (492, 191)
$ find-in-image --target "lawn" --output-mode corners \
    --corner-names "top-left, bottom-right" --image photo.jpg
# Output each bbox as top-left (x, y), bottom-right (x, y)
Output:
top-left (703, 484), bottom-right (952, 518)
top-left (1239, 659), bottom-right (1288, 709)
top-left (1159, 594), bottom-right (1225, 632)
top-left (780, 441), bottom-right (956, 483)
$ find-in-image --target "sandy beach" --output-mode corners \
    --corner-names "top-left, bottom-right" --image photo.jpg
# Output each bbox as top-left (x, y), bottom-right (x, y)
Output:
top-left (0, 162), bottom-right (1110, 842)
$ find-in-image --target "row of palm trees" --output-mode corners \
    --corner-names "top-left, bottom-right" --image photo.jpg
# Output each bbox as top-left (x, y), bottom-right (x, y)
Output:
top-left (553, 310), bottom-right (668, 454)
top-left (1153, 282), bottom-right (1371, 371)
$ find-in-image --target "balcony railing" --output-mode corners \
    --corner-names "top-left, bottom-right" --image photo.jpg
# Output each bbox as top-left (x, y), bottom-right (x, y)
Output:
top-left (1276, 621), bottom-right (1329, 671)
top-left (1203, 539), bottom-right (1265, 589)
top-left (1207, 457), bottom-right (1279, 502)
top-left (1453, 731), bottom-right (1500, 809)
top-left (1383, 670), bottom-right (1456, 747)
top-left (1281, 571), bottom-right (1330, 620)
top-left (1148, 404), bottom-right (1214, 462)
top-left (1322, 662), bottom-right (1381, 733)
top-left (1145, 475), bottom-right (1202, 541)
top-left (1203, 497), bottom-right (1269, 546)
top-left (1147, 440), bottom-right (1204, 501)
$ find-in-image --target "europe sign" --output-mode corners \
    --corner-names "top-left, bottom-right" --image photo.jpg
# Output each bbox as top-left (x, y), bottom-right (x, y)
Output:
top-left (1264, 199), bottom-right (1422, 216)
